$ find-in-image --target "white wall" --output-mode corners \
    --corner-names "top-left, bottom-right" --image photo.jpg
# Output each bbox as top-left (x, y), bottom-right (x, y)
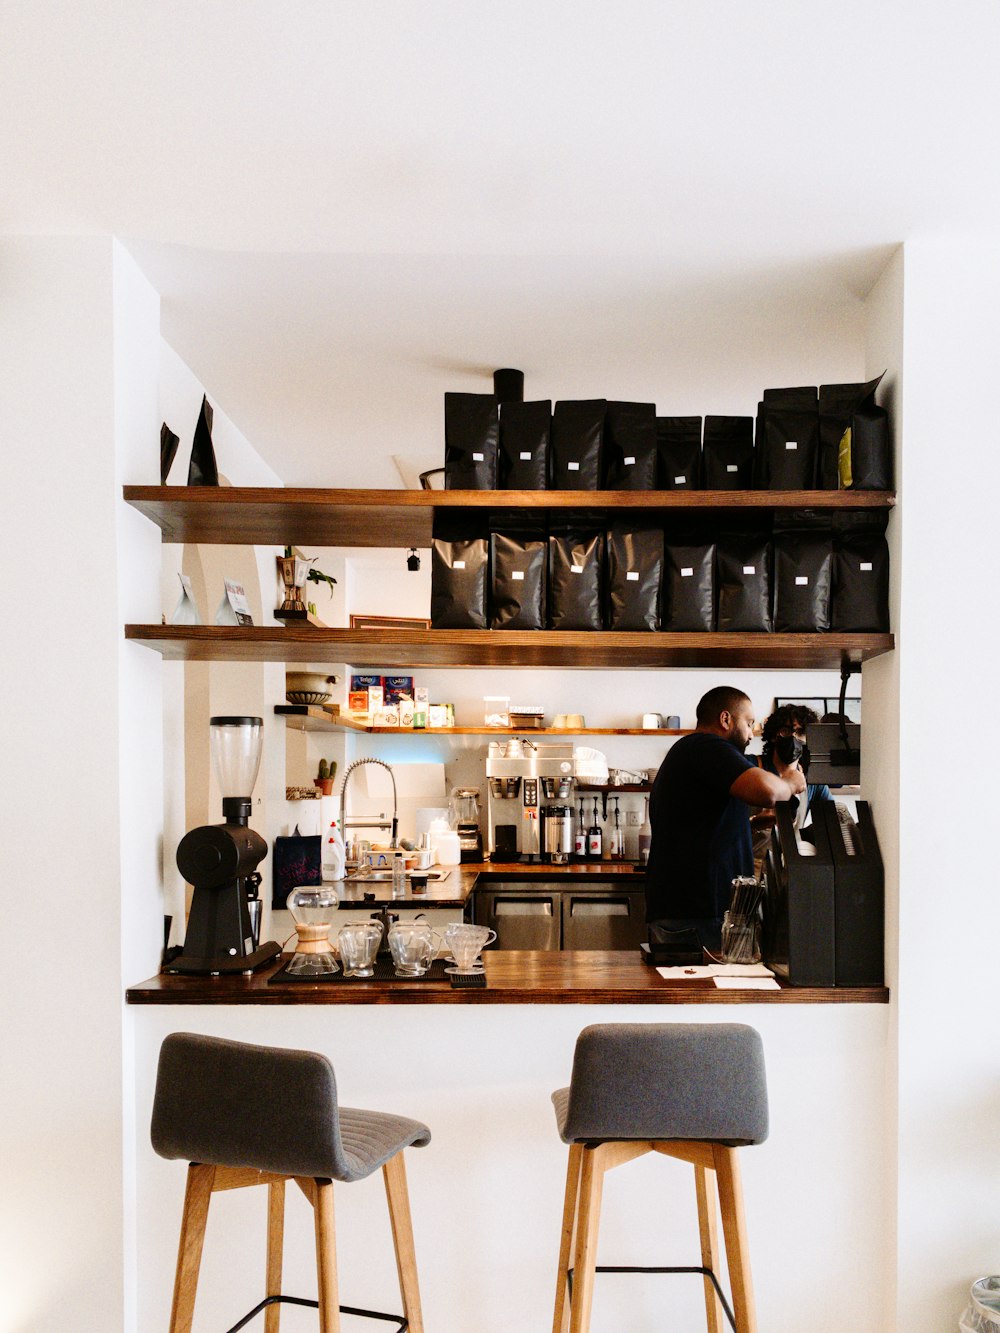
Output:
top-left (0, 236), bottom-right (160, 1331)
top-left (892, 238), bottom-right (1000, 1329)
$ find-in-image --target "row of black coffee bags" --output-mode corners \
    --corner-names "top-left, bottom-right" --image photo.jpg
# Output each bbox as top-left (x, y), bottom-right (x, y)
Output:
top-left (443, 375), bottom-right (890, 492)
top-left (430, 512), bottom-right (889, 632)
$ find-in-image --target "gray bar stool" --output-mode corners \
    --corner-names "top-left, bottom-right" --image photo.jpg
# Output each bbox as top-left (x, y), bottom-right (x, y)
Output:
top-left (151, 1032), bottom-right (431, 1333)
top-left (551, 1023), bottom-right (768, 1333)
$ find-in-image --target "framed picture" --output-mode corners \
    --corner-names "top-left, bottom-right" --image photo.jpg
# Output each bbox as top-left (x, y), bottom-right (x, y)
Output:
top-left (349, 614), bottom-right (432, 631)
top-left (774, 696), bottom-right (861, 723)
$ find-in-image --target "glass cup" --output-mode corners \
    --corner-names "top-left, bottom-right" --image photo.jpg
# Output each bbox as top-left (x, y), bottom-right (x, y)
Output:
top-left (387, 921), bottom-right (442, 977)
top-left (720, 911), bottom-right (761, 965)
top-left (337, 920), bottom-right (383, 977)
top-left (444, 923), bottom-right (497, 973)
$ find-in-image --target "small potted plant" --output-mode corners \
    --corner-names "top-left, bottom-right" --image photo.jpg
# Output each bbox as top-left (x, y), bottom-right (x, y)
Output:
top-left (315, 758), bottom-right (338, 796)
top-left (277, 546), bottom-right (337, 621)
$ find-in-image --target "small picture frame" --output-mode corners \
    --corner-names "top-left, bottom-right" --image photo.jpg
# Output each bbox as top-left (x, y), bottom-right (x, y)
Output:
top-left (349, 614), bottom-right (432, 631)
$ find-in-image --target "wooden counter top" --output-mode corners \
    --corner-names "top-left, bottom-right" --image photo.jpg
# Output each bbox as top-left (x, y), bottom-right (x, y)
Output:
top-left (126, 951), bottom-right (889, 1006)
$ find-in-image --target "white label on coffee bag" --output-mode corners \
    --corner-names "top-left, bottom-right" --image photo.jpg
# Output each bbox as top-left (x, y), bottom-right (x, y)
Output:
top-left (681, 567), bottom-right (694, 577)
top-left (743, 565), bottom-right (756, 575)
top-left (860, 561), bottom-right (873, 571)
top-left (785, 440), bottom-right (798, 450)
top-left (571, 565), bottom-right (583, 574)
top-left (795, 575), bottom-right (809, 585)
top-left (453, 560), bottom-right (466, 569)
top-left (624, 456), bottom-right (636, 466)
top-left (473, 452), bottom-right (484, 461)
top-left (519, 451), bottom-right (531, 460)
top-left (674, 474), bottom-right (686, 484)
top-left (626, 571), bottom-right (639, 582)
top-left (568, 461), bottom-right (580, 471)
top-left (727, 464), bottom-right (738, 473)
top-left (512, 570), bottom-right (525, 581)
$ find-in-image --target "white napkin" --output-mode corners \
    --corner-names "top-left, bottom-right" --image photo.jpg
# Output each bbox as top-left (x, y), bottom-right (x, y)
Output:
top-left (656, 963), bottom-right (774, 980)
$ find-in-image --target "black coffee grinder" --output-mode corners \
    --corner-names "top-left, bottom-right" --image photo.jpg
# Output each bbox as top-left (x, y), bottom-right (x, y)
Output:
top-left (167, 716), bottom-right (280, 975)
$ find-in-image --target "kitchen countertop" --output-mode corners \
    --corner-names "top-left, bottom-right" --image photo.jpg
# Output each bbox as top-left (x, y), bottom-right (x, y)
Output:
top-left (126, 950), bottom-right (889, 1006)
top-left (336, 860), bottom-right (645, 906)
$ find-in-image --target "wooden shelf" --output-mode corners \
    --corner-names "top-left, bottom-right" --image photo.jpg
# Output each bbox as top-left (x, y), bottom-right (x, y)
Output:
top-left (124, 485), bottom-right (896, 548)
top-left (126, 624), bottom-right (893, 670)
top-left (275, 705), bottom-right (690, 736)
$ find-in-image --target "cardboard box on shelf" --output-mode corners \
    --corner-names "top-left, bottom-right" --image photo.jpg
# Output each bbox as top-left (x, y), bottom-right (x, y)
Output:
top-left (383, 675), bottom-right (414, 704)
top-left (373, 704), bottom-right (400, 727)
top-left (398, 697), bottom-right (415, 728)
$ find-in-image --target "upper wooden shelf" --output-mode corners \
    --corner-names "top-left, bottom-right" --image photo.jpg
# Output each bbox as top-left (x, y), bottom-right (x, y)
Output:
top-left (123, 485), bottom-right (896, 548)
top-left (275, 705), bottom-right (690, 735)
top-left (126, 624), bottom-right (893, 670)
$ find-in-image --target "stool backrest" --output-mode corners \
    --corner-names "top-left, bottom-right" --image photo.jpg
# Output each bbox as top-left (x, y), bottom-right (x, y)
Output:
top-left (562, 1023), bottom-right (768, 1146)
top-left (151, 1032), bottom-right (350, 1178)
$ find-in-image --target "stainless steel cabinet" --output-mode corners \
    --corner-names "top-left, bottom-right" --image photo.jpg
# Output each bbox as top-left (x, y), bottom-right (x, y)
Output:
top-left (473, 880), bottom-right (645, 951)
top-left (560, 890), bottom-right (646, 951)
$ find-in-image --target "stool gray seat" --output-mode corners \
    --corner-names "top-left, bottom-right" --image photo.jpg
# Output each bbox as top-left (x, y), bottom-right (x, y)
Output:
top-left (551, 1023), bottom-right (768, 1333)
top-left (152, 1032), bottom-right (430, 1333)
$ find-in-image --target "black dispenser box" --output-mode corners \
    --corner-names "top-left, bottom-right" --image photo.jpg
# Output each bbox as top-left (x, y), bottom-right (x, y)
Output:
top-left (763, 799), bottom-right (883, 987)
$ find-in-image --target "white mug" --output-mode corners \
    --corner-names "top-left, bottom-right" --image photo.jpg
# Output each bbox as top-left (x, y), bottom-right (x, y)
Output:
top-left (642, 713), bottom-right (663, 729)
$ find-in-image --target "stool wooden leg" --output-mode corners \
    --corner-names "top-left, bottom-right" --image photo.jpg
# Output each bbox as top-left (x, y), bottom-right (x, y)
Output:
top-left (313, 1179), bottom-right (341, 1333)
top-left (553, 1142), bottom-right (584, 1333)
top-left (169, 1163), bottom-right (215, 1333)
top-left (694, 1163), bottom-right (724, 1333)
top-left (383, 1150), bottom-right (424, 1333)
top-left (713, 1146), bottom-right (757, 1333)
top-left (265, 1179), bottom-right (286, 1333)
top-left (568, 1144), bottom-right (607, 1333)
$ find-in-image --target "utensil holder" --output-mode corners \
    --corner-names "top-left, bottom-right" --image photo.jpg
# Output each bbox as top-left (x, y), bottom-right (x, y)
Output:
top-left (720, 911), bottom-right (761, 964)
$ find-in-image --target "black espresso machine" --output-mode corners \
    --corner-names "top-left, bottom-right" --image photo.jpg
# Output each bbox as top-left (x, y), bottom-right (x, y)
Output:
top-left (762, 799), bottom-right (884, 987)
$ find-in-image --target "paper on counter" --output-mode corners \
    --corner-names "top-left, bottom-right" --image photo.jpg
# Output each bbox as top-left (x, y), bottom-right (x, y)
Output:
top-left (713, 977), bottom-right (780, 990)
top-left (656, 963), bottom-right (774, 980)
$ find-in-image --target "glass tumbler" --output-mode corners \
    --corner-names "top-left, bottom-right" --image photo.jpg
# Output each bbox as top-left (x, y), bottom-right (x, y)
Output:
top-left (720, 911), bottom-right (761, 964)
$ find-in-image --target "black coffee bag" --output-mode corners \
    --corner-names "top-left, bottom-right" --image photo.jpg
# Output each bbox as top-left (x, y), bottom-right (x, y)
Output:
top-left (604, 401), bottom-right (657, 490)
top-left (756, 386), bottom-right (819, 489)
top-left (444, 392), bottom-right (499, 489)
top-left (499, 399), bottom-right (551, 490)
top-left (663, 541), bottom-right (716, 631)
top-left (717, 534), bottom-right (773, 632)
top-left (656, 417), bottom-right (702, 489)
top-left (430, 514), bottom-right (489, 629)
top-left (703, 416), bottom-right (754, 488)
top-left (160, 421), bottom-right (180, 484)
top-left (188, 395), bottom-right (219, 486)
top-left (491, 514), bottom-right (547, 629)
top-left (819, 373), bottom-right (891, 490)
top-left (551, 400), bottom-right (606, 489)
top-left (606, 524), bottom-right (663, 630)
top-left (832, 533), bottom-right (890, 631)
top-left (773, 533), bottom-right (833, 631)
top-left (548, 520), bottom-right (604, 630)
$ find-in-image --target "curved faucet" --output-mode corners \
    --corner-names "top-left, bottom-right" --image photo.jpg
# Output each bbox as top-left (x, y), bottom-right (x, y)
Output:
top-left (339, 757), bottom-right (399, 850)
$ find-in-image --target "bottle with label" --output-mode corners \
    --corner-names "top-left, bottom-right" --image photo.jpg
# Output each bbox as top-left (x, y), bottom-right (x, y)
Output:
top-left (391, 852), bottom-right (407, 898)
top-left (638, 795), bottom-right (652, 864)
top-left (587, 796), bottom-right (603, 860)
top-left (609, 795), bottom-right (624, 860)
top-left (574, 799), bottom-right (587, 859)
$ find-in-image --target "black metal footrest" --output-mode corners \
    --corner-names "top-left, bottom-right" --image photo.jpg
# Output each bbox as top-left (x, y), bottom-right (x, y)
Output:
top-left (226, 1293), bottom-right (407, 1332)
top-left (567, 1263), bottom-right (737, 1332)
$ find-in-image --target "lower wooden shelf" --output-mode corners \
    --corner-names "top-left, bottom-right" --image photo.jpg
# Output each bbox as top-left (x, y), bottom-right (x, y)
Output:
top-left (275, 705), bottom-right (689, 736)
top-left (126, 624), bottom-right (893, 670)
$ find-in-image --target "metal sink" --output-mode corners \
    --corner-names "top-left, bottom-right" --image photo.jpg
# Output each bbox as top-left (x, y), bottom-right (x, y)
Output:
top-left (345, 869), bottom-right (451, 883)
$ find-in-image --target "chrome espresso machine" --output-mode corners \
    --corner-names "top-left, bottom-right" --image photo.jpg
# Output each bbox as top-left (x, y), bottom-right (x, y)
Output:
top-left (486, 740), bottom-right (576, 862)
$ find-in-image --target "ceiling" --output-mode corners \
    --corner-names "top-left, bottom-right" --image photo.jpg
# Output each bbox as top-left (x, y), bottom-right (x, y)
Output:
top-left (4, 1), bottom-right (999, 484)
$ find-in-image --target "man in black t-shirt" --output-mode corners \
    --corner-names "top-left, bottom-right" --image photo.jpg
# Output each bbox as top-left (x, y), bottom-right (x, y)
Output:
top-left (645, 685), bottom-right (806, 951)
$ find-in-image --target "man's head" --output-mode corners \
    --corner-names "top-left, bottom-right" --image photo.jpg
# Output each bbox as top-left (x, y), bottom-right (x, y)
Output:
top-left (695, 686), bottom-right (754, 752)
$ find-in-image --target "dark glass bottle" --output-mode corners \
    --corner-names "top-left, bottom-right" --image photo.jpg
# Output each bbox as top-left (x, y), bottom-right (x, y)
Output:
top-left (587, 797), bottom-right (603, 859)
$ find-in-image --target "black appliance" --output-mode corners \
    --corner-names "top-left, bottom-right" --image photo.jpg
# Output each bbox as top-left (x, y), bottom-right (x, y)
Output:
top-left (167, 716), bottom-right (281, 976)
top-left (763, 799), bottom-right (883, 986)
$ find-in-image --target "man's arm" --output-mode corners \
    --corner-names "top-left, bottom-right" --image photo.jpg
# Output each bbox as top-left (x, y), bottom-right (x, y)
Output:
top-left (731, 762), bottom-right (806, 808)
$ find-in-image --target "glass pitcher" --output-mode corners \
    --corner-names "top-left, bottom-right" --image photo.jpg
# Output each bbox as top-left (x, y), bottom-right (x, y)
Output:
top-left (449, 787), bottom-right (482, 828)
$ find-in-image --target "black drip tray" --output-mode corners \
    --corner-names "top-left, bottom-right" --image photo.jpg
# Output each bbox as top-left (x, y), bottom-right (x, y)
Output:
top-left (269, 957), bottom-right (456, 985)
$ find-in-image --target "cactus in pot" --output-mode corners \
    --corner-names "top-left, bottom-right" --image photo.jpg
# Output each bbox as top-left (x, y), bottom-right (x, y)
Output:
top-left (315, 758), bottom-right (338, 796)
